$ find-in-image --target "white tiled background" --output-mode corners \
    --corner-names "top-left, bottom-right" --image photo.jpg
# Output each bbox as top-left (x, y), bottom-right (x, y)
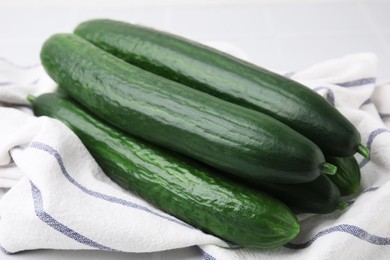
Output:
top-left (1, 0), bottom-right (389, 259)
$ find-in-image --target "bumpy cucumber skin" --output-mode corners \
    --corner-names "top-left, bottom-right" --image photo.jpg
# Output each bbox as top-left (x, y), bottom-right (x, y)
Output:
top-left (30, 93), bottom-right (300, 249)
top-left (40, 34), bottom-right (326, 184)
top-left (325, 156), bottom-right (361, 196)
top-left (74, 19), bottom-right (361, 157)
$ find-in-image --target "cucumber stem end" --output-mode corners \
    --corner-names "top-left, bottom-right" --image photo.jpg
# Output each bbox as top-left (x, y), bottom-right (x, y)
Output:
top-left (321, 162), bottom-right (337, 176)
top-left (27, 95), bottom-right (36, 104)
top-left (357, 144), bottom-right (369, 158)
top-left (337, 200), bottom-right (348, 211)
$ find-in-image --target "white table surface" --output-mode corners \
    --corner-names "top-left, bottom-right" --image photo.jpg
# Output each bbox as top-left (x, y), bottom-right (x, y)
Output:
top-left (1, 0), bottom-right (389, 259)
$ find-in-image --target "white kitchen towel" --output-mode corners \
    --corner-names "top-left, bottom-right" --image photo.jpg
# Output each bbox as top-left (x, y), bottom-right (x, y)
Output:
top-left (1, 51), bottom-right (390, 259)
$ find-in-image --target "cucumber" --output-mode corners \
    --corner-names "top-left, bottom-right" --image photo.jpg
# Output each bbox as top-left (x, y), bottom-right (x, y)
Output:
top-left (325, 156), bottom-right (361, 196)
top-left (74, 19), bottom-right (368, 158)
top-left (29, 92), bottom-right (300, 249)
top-left (40, 34), bottom-right (335, 184)
top-left (256, 174), bottom-right (345, 214)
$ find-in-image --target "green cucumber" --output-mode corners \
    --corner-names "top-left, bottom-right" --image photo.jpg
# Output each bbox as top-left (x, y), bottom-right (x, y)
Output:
top-left (29, 92), bottom-right (300, 249)
top-left (40, 34), bottom-right (335, 184)
top-left (74, 19), bottom-right (368, 158)
top-left (325, 156), bottom-right (361, 196)
top-left (256, 174), bottom-right (344, 214)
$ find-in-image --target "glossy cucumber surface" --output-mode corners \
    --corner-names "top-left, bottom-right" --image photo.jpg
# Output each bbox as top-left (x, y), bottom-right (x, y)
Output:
top-left (30, 92), bottom-right (300, 249)
top-left (40, 33), bottom-right (329, 184)
top-left (256, 174), bottom-right (342, 214)
top-left (74, 19), bottom-right (365, 157)
top-left (326, 156), bottom-right (361, 196)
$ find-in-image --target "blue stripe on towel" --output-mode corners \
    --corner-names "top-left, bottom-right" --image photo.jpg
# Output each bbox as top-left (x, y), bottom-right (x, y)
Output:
top-left (30, 181), bottom-right (118, 251)
top-left (0, 244), bottom-right (12, 254)
top-left (199, 247), bottom-right (216, 260)
top-left (364, 186), bottom-right (380, 192)
top-left (285, 224), bottom-right (390, 249)
top-left (283, 72), bottom-right (295, 78)
top-left (0, 78), bottom-right (40, 87)
top-left (0, 57), bottom-right (40, 70)
top-left (0, 82), bottom-right (13, 87)
top-left (29, 142), bottom-right (195, 230)
top-left (337, 77), bottom-right (376, 87)
top-left (313, 86), bottom-right (335, 106)
top-left (379, 113), bottom-right (390, 119)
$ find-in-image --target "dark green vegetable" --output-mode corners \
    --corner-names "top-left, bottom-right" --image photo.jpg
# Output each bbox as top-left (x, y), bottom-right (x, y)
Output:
top-left (325, 156), bottom-right (361, 196)
top-left (74, 19), bottom-right (368, 158)
top-left (40, 33), bottom-right (336, 184)
top-left (256, 174), bottom-right (345, 214)
top-left (29, 92), bottom-right (300, 249)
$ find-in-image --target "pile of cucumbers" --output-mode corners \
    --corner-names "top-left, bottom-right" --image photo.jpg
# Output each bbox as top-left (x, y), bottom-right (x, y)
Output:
top-left (29, 19), bottom-right (366, 249)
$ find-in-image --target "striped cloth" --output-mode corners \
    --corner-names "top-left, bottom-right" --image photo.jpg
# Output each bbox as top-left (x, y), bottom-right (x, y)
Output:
top-left (1, 50), bottom-right (390, 259)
